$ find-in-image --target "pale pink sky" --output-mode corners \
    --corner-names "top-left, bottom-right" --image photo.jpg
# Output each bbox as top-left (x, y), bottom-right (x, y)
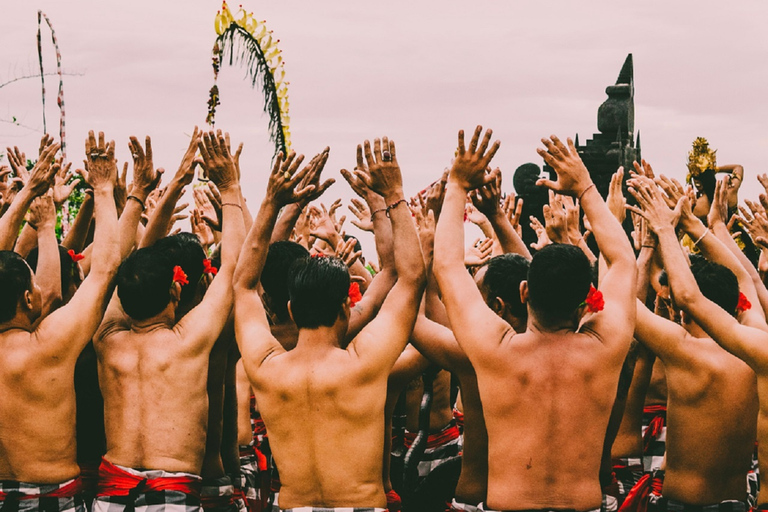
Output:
top-left (2, 1), bottom-right (768, 247)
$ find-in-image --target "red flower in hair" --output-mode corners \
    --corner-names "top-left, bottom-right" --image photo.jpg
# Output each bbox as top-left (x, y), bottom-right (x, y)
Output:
top-left (581, 285), bottom-right (604, 313)
top-left (348, 282), bottom-right (362, 307)
top-left (311, 252), bottom-right (325, 258)
top-left (737, 292), bottom-right (752, 313)
top-left (203, 258), bottom-right (218, 275)
top-left (67, 249), bottom-right (85, 263)
top-left (172, 265), bottom-right (189, 286)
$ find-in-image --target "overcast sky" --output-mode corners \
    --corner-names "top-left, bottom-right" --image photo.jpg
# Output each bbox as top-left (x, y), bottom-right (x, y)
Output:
top-left (2, 1), bottom-right (768, 247)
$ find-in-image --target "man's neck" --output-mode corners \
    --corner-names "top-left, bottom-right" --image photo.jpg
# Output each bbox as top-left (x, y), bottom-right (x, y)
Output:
top-left (130, 305), bottom-right (177, 333)
top-left (0, 312), bottom-right (35, 333)
top-left (527, 311), bottom-right (579, 335)
top-left (296, 323), bottom-right (346, 351)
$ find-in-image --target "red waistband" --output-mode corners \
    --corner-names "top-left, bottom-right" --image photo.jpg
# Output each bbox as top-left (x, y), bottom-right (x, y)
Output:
top-left (0, 477), bottom-right (83, 501)
top-left (617, 473), bottom-right (664, 512)
top-left (642, 405), bottom-right (667, 414)
top-left (403, 421), bottom-right (461, 450)
top-left (96, 458), bottom-right (201, 498)
top-left (386, 489), bottom-right (402, 512)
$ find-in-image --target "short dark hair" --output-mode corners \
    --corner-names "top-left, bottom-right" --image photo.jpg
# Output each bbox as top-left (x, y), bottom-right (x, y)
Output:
top-left (526, 244), bottom-right (591, 322)
top-left (262, 241), bottom-right (310, 322)
top-left (287, 256), bottom-right (350, 329)
top-left (693, 169), bottom-right (716, 204)
top-left (26, 245), bottom-right (78, 296)
top-left (0, 251), bottom-right (33, 323)
top-left (152, 234), bottom-right (205, 307)
top-left (117, 247), bottom-right (174, 320)
top-left (480, 254), bottom-right (530, 319)
top-left (691, 261), bottom-right (739, 316)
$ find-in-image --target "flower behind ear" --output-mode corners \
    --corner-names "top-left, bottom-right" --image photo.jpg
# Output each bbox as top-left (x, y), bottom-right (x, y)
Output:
top-left (581, 285), bottom-right (604, 313)
top-left (203, 258), bottom-right (218, 275)
top-left (737, 292), bottom-right (751, 313)
top-left (173, 266), bottom-right (189, 286)
top-left (348, 282), bottom-right (362, 308)
top-left (67, 249), bottom-right (85, 263)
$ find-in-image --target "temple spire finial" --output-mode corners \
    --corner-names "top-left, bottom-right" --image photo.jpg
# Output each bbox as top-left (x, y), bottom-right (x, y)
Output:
top-left (616, 54), bottom-right (633, 86)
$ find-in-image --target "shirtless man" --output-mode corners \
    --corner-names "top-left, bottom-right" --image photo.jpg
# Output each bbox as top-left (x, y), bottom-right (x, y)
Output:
top-left (624, 178), bottom-right (761, 510)
top-left (434, 128), bottom-right (637, 512)
top-left (92, 131), bottom-right (245, 512)
top-left (235, 137), bottom-right (425, 511)
top-left (0, 133), bottom-right (120, 511)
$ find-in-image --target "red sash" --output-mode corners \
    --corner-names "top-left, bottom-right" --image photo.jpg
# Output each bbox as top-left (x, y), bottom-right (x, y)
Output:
top-left (239, 444), bottom-right (268, 472)
top-left (96, 458), bottom-right (201, 499)
top-left (617, 473), bottom-right (663, 512)
top-left (0, 477), bottom-right (83, 500)
top-left (403, 421), bottom-right (461, 450)
top-left (642, 405), bottom-right (666, 454)
top-left (386, 489), bottom-right (401, 512)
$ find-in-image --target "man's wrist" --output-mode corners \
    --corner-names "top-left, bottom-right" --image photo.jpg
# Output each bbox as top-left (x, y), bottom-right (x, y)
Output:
top-left (382, 189), bottom-right (405, 205)
top-left (219, 185), bottom-right (241, 202)
top-left (37, 221), bottom-right (55, 233)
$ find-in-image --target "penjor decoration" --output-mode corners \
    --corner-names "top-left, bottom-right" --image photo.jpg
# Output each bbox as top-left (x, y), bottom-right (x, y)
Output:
top-left (207, 2), bottom-right (291, 158)
top-left (37, 10), bottom-right (67, 163)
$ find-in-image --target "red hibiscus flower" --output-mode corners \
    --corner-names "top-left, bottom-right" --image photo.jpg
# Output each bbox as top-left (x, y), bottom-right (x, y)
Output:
top-left (67, 249), bottom-right (85, 263)
top-left (581, 285), bottom-right (604, 313)
top-left (348, 282), bottom-right (363, 307)
top-left (172, 265), bottom-right (189, 286)
top-left (203, 258), bottom-right (218, 275)
top-left (737, 292), bottom-right (751, 313)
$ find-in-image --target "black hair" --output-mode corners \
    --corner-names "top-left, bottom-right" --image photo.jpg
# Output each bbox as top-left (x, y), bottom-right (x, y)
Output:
top-left (26, 245), bottom-right (78, 296)
top-left (526, 244), bottom-right (591, 322)
top-left (0, 251), bottom-right (33, 323)
top-left (693, 169), bottom-right (716, 204)
top-left (116, 247), bottom-right (174, 320)
top-left (480, 254), bottom-right (530, 319)
top-left (152, 233), bottom-right (205, 307)
top-left (262, 241), bottom-right (310, 322)
top-left (691, 261), bottom-right (739, 316)
top-left (287, 256), bottom-right (350, 329)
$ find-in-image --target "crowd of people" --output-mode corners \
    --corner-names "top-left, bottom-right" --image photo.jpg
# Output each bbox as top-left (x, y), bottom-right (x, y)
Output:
top-left (1, 124), bottom-right (767, 512)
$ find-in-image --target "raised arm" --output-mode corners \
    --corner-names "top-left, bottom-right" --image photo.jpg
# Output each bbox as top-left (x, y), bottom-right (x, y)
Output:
top-left (61, 191), bottom-right (93, 252)
top-left (0, 140), bottom-right (60, 250)
top-left (139, 127), bottom-right (201, 248)
top-left (433, 126), bottom-right (510, 362)
top-left (175, 131), bottom-right (245, 353)
top-left (28, 194), bottom-right (62, 318)
top-left (538, 136), bottom-right (636, 354)
top-left (35, 131), bottom-right (120, 360)
top-left (471, 170), bottom-right (531, 259)
top-left (234, 151), bottom-right (318, 368)
top-left (349, 137), bottom-right (426, 369)
top-left (340, 160), bottom-right (397, 339)
top-left (628, 178), bottom-right (768, 373)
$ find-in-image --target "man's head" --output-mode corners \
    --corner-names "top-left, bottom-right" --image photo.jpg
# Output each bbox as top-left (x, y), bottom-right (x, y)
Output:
top-left (689, 260), bottom-right (739, 317)
top-left (0, 250), bottom-right (40, 323)
top-left (117, 246), bottom-right (177, 321)
top-left (262, 241), bottom-right (310, 323)
top-left (26, 245), bottom-right (83, 304)
top-left (475, 254), bottom-right (530, 326)
top-left (287, 256), bottom-right (350, 330)
top-left (525, 244), bottom-right (592, 324)
top-left (152, 233), bottom-right (206, 308)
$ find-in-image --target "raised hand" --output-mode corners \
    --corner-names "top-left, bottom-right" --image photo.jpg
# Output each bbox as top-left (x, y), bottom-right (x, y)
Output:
top-left (502, 193), bottom-right (524, 237)
top-left (198, 130), bottom-right (239, 191)
top-left (174, 126), bottom-right (202, 186)
top-left (606, 167), bottom-right (626, 223)
top-left (309, 203), bottom-right (339, 243)
top-left (563, 195), bottom-right (583, 244)
top-left (449, 126), bottom-right (500, 191)
top-left (654, 174), bottom-right (685, 209)
top-left (464, 237), bottom-right (493, 267)
top-left (424, 171), bottom-right (448, 219)
top-left (296, 147), bottom-right (334, 206)
top-left (51, 159), bottom-right (80, 206)
top-left (536, 135), bottom-right (592, 197)
top-left (265, 150), bottom-right (316, 206)
top-left (706, 178), bottom-right (729, 227)
top-left (27, 140), bottom-right (62, 196)
top-left (191, 208), bottom-right (215, 248)
top-left (129, 135), bottom-right (163, 194)
top-left (542, 191), bottom-right (569, 244)
top-left (470, 168), bottom-right (503, 218)
top-left (530, 215), bottom-right (551, 251)
top-left (348, 198), bottom-right (373, 232)
top-left (627, 179), bottom-right (682, 234)
top-left (26, 193), bottom-right (56, 230)
top-left (335, 237), bottom-right (363, 268)
top-left (6, 146), bottom-right (30, 185)
top-left (85, 131), bottom-right (117, 190)
top-left (353, 137), bottom-right (403, 200)
top-left (195, 186), bottom-right (220, 231)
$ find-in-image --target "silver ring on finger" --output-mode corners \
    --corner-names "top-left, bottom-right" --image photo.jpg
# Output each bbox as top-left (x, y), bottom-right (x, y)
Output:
top-left (382, 151), bottom-right (392, 162)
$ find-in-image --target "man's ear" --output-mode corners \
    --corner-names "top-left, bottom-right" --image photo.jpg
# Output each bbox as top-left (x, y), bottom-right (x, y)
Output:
top-left (519, 280), bottom-right (529, 304)
top-left (22, 289), bottom-right (33, 311)
top-left (490, 297), bottom-right (505, 317)
top-left (287, 301), bottom-right (295, 324)
top-left (169, 282), bottom-right (182, 304)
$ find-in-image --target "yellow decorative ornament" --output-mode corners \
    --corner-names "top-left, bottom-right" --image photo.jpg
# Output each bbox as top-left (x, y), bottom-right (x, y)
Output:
top-left (207, 2), bottom-right (292, 157)
top-left (686, 137), bottom-right (717, 184)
